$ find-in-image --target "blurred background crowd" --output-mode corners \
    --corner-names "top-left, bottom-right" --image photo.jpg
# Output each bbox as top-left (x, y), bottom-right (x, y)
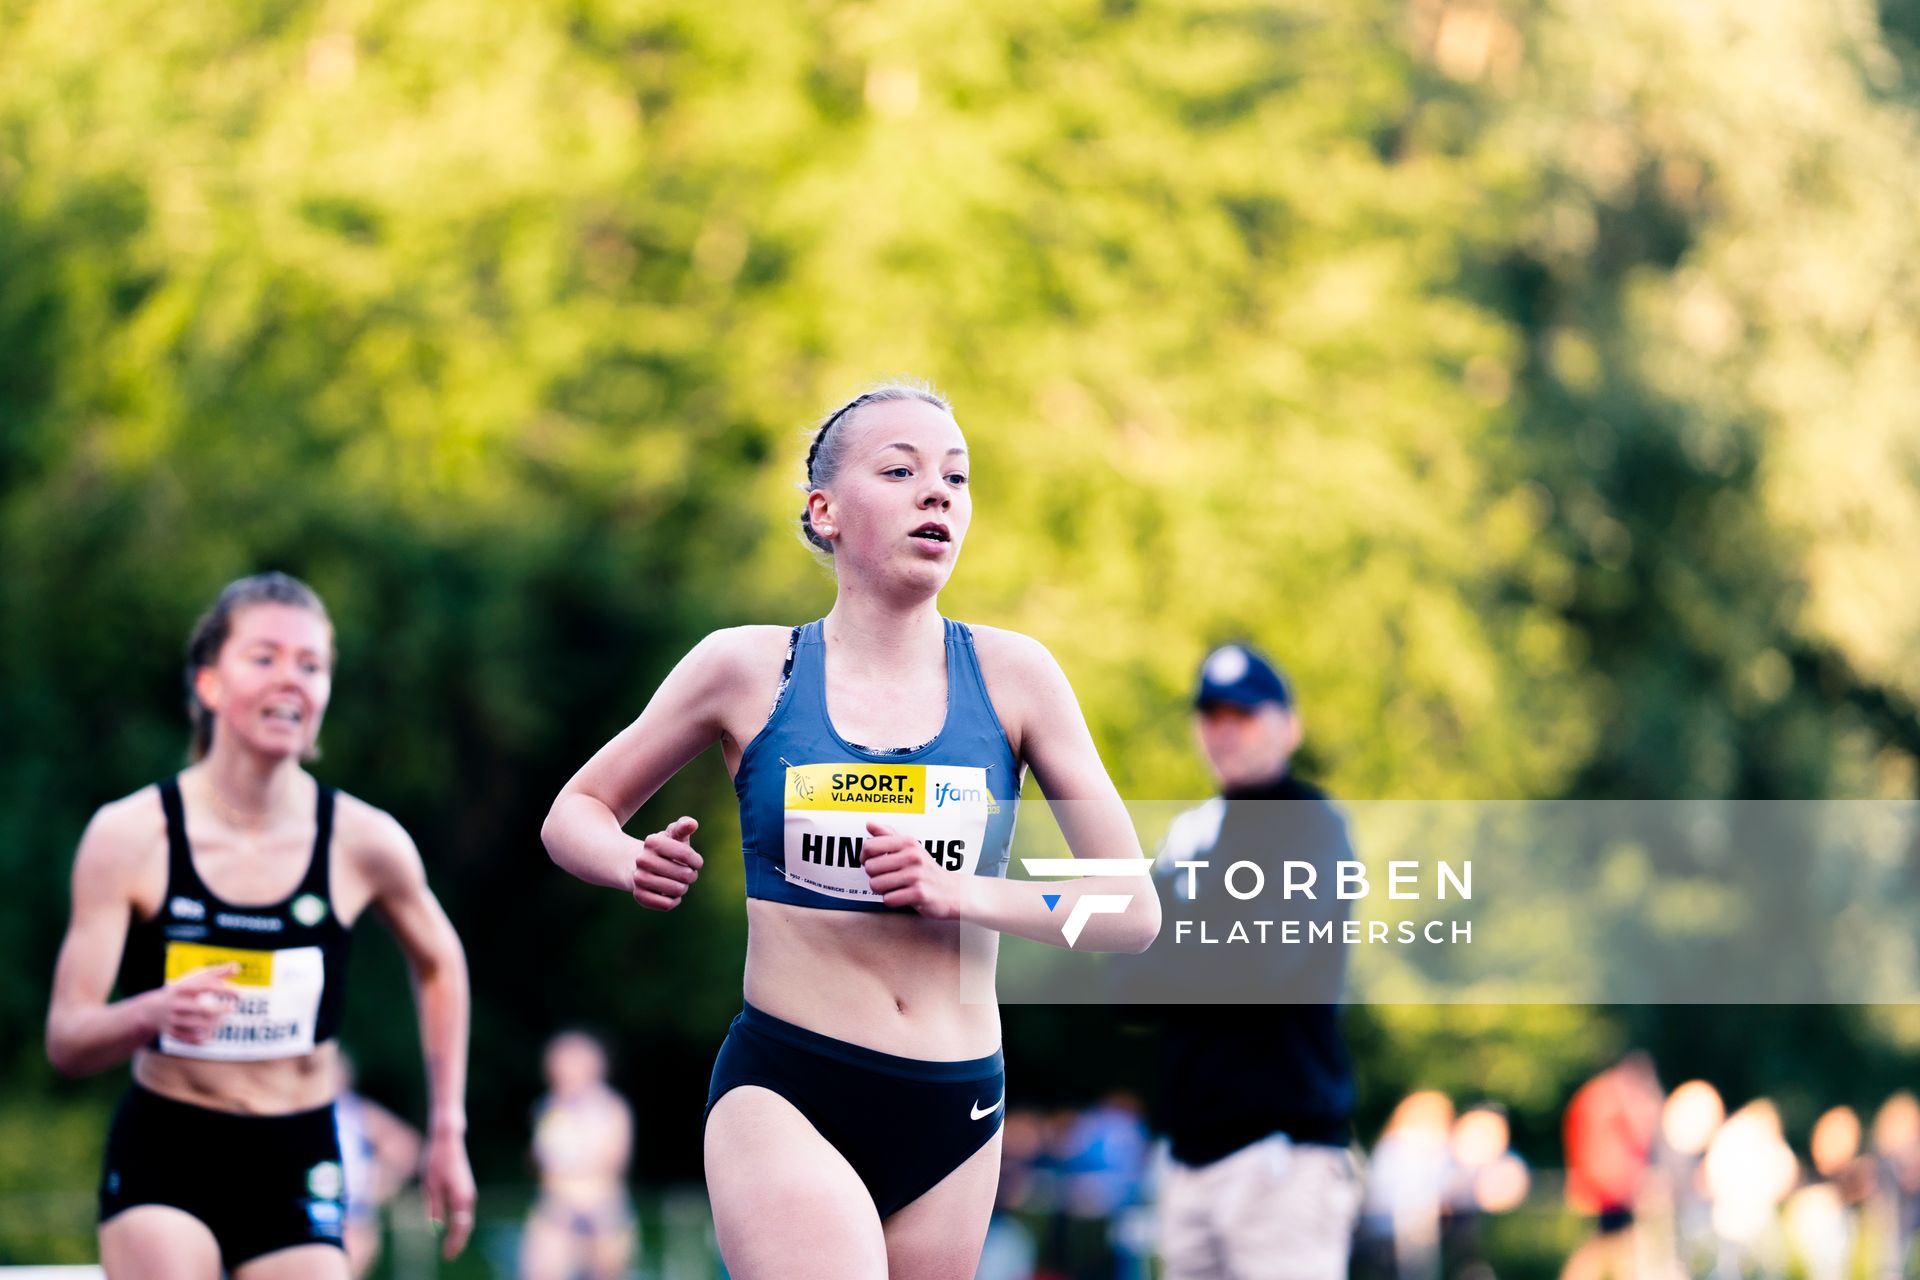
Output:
top-left (195, 1044), bottom-right (1920, 1280)
top-left (979, 1056), bottom-right (1920, 1280)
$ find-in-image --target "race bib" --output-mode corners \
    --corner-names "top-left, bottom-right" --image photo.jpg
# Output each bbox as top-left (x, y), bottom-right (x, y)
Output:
top-left (783, 763), bottom-right (996, 902)
top-left (160, 942), bottom-right (325, 1060)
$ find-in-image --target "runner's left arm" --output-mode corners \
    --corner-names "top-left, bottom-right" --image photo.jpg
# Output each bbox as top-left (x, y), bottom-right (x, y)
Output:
top-left (357, 806), bottom-right (477, 1259)
top-left (861, 634), bottom-right (1161, 952)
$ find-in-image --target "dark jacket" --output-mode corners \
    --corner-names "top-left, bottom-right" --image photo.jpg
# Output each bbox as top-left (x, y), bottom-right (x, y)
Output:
top-left (1145, 772), bottom-right (1358, 1167)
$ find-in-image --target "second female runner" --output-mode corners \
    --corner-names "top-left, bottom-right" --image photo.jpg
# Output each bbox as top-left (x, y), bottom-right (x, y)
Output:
top-left (45, 573), bottom-right (477, 1279)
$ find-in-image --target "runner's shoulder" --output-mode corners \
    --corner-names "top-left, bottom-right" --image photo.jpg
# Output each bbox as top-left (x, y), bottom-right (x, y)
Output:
top-left (68, 785), bottom-right (169, 908)
top-left (959, 622), bottom-right (1058, 676)
top-left (693, 625), bottom-right (795, 672)
top-left (330, 789), bottom-right (424, 883)
top-left (956, 625), bottom-right (1075, 755)
top-left (679, 625), bottom-right (795, 701)
top-left (75, 785), bottom-right (169, 872)
top-left (962, 623), bottom-right (1071, 695)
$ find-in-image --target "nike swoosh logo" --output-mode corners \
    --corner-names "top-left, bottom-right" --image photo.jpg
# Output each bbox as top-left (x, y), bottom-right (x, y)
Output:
top-left (971, 1096), bottom-right (1004, 1121)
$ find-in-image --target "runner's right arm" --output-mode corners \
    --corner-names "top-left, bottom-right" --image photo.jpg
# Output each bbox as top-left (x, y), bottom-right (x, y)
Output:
top-left (45, 798), bottom-right (238, 1076)
top-left (542, 630), bottom-right (760, 903)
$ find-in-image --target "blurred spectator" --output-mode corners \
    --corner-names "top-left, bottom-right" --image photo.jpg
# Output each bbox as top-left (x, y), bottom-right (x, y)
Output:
top-left (1442, 1104), bottom-right (1530, 1279)
top-left (1560, 1052), bottom-right (1663, 1280)
top-left (1783, 1183), bottom-right (1849, 1280)
top-left (521, 1031), bottom-right (635, 1280)
top-left (1026, 1102), bottom-right (1145, 1280)
top-left (1356, 1091), bottom-right (1456, 1280)
top-left (1869, 1092), bottom-right (1920, 1276)
top-left (1701, 1100), bottom-right (1797, 1278)
top-left (1052, 1094), bottom-right (1152, 1279)
top-left (335, 1053), bottom-right (423, 1280)
top-left (1055, 1092), bottom-right (1151, 1219)
top-left (1812, 1106), bottom-right (1861, 1181)
top-left (1814, 1104), bottom-right (1877, 1211)
top-left (1801, 1103), bottom-right (1872, 1280)
top-left (1145, 644), bottom-right (1363, 1280)
top-left (1656, 1079), bottom-right (1726, 1273)
top-left (977, 1108), bottom-right (1046, 1280)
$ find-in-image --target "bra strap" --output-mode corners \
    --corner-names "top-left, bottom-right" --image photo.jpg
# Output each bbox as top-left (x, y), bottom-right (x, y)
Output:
top-left (156, 777), bottom-right (200, 897)
top-left (297, 784), bottom-right (338, 901)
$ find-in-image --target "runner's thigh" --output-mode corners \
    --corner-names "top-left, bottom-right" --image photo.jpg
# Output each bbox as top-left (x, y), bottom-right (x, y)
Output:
top-left (882, 1127), bottom-right (1002, 1280)
top-left (231, 1244), bottom-right (352, 1280)
top-left (100, 1206), bottom-right (222, 1280)
top-left (706, 1084), bottom-right (887, 1280)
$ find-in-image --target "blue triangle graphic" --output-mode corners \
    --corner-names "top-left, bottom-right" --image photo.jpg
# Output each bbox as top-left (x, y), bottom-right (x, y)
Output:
top-left (1043, 894), bottom-right (1062, 912)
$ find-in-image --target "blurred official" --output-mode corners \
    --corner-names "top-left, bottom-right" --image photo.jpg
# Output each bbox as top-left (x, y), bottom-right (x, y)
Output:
top-left (1150, 644), bottom-right (1362, 1280)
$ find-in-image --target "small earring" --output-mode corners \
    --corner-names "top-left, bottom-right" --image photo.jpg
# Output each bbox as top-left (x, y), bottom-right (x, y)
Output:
top-left (818, 524), bottom-right (835, 536)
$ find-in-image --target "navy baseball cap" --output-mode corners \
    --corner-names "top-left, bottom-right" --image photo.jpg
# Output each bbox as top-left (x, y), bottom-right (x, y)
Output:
top-left (1194, 644), bottom-right (1293, 710)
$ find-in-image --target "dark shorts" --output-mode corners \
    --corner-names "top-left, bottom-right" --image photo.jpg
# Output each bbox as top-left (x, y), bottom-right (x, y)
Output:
top-left (99, 1085), bottom-right (347, 1269)
top-left (706, 1002), bottom-right (1005, 1219)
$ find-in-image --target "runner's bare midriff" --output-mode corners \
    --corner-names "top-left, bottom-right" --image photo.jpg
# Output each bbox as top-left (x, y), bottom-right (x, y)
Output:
top-left (132, 1041), bottom-right (339, 1114)
top-left (743, 899), bottom-right (1000, 1060)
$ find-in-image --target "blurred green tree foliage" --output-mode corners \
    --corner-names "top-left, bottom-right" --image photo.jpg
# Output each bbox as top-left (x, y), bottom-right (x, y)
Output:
top-left (3, 0), bottom-right (1918, 1184)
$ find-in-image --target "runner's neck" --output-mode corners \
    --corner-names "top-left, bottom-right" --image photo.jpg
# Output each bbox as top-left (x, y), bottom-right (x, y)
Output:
top-left (191, 749), bottom-right (309, 830)
top-left (821, 596), bottom-right (946, 674)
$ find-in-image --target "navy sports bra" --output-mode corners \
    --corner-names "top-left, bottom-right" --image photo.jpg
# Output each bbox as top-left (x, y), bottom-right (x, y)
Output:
top-left (733, 619), bottom-right (1022, 910)
top-left (117, 777), bottom-right (352, 1059)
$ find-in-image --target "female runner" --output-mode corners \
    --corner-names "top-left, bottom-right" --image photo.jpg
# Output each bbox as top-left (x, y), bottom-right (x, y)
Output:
top-left (543, 382), bottom-right (1160, 1278)
top-left (45, 572), bottom-right (477, 1279)
top-left (520, 1031), bottom-right (636, 1280)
